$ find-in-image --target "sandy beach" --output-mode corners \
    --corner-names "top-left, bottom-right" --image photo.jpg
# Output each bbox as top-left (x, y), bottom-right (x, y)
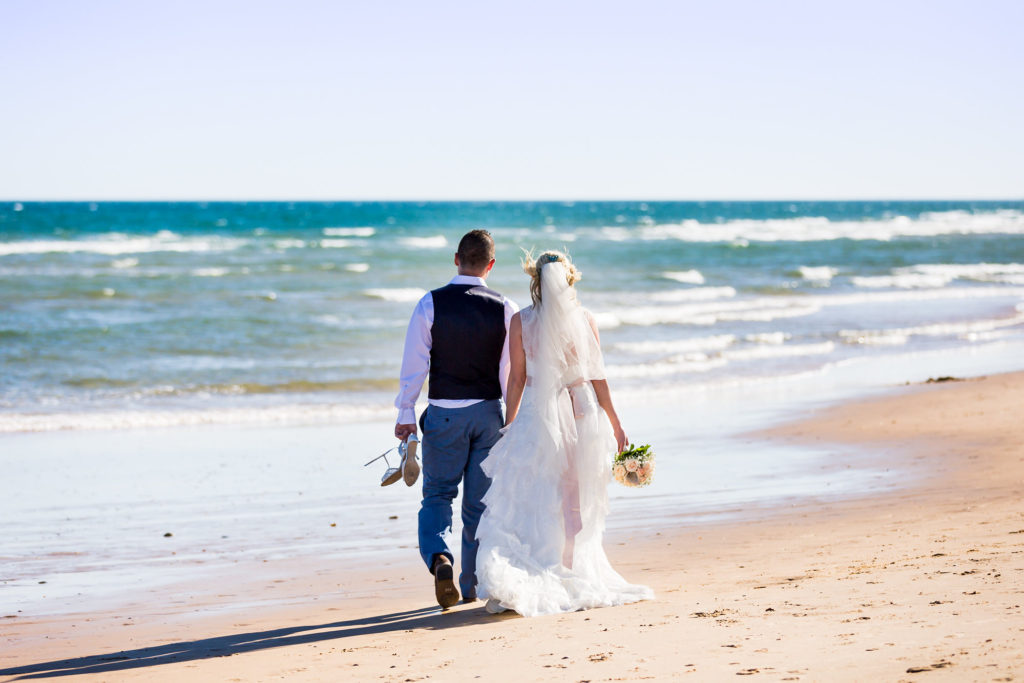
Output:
top-left (6, 0), bottom-right (1024, 678)
top-left (3, 371), bottom-right (1024, 682)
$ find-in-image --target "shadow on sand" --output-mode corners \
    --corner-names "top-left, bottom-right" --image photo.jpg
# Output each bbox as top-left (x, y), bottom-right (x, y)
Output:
top-left (1, 604), bottom-right (511, 680)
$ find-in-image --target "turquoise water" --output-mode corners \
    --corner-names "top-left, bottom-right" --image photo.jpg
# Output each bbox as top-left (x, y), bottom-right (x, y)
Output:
top-left (4, 200), bottom-right (1024, 616)
top-left (2, 200), bottom-right (1024, 431)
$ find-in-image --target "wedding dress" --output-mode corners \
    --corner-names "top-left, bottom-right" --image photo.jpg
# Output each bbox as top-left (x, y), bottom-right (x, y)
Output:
top-left (475, 262), bottom-right (654, 617)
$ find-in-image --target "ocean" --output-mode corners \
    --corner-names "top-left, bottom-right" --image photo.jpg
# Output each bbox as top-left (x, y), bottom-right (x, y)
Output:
top-left (4, 199), bottom-right (1024, 617)
top-left (2, 200), bottom-right (1024, 432)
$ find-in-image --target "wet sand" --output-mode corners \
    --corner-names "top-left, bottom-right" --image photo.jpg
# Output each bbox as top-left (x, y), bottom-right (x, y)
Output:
top-left (3, 372), bottom-right (1024, 681)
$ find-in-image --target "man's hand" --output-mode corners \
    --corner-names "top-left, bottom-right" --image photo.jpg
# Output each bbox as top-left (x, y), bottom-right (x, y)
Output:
top-left (395, 423), bottom-right (417, 440)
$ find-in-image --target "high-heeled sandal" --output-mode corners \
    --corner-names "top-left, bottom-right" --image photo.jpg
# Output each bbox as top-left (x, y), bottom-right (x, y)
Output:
top-left (364, 447), bottom-right (403, 486)
top-left (402, 433), bottom-right (420, 486)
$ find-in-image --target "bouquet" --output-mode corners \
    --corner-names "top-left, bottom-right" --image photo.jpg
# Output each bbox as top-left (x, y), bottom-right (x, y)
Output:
top-left (613, 443), bottom-right (655, 487)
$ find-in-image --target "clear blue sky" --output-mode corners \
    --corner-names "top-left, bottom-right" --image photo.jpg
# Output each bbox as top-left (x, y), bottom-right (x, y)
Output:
top-left (1, 0), bottom-right (1021, 200)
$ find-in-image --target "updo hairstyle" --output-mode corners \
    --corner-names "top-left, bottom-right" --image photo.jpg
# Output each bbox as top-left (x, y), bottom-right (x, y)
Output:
top-left (522, 249), bottom-right (582, 305)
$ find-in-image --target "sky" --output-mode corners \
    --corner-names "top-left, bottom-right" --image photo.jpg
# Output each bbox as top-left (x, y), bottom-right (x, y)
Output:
top-left (1, 0), bottom-right (1022, 200)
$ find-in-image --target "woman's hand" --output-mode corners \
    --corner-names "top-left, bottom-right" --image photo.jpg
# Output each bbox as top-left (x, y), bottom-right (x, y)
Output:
top-left (613, 424), bottom-right (628, 453)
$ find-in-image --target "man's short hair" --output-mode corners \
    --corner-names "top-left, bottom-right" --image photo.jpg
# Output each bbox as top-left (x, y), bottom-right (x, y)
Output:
top-left (457, 229), bottom-right (495, 270)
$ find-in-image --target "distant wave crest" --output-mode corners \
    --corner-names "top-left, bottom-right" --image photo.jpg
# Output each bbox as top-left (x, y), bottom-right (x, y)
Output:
top-left (853, 263), bottom-right (1024, 289)
top-left (399, 235), bottom-right (448, 249)
top-left (0, 231), bottom-right (248, 256)
top-left (323, 227), bottom-right (376, 237)
top-left (363, 287), bottom-right (427, 302)
top-left (617, 210), bottom-right (1024, 243)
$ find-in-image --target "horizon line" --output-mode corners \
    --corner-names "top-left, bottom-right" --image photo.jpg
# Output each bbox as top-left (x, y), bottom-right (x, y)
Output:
top-left (4, 197), bottom-right (1024, 204)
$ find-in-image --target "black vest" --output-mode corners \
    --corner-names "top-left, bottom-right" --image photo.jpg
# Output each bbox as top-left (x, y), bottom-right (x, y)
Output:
top-left (428, 283), bottom-right (506, 400)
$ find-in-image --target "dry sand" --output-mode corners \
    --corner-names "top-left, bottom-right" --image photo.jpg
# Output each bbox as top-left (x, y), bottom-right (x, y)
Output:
top-left (3, 372), bottom-right (1023, 682)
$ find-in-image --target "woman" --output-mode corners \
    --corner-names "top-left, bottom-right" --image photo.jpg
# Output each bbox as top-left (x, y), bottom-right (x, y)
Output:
top-left (476, 251), bottom-right (654, 617)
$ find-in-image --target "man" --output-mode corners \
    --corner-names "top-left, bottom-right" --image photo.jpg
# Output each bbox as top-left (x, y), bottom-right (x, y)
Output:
top-left (395, 229), bottom-right (518, 608)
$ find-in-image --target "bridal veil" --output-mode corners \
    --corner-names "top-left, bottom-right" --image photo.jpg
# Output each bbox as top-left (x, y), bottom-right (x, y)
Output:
top-left (475, 260), bottom-right (654, 616)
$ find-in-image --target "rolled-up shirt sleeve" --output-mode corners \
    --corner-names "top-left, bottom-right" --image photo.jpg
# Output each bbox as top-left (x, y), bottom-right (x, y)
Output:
top-left (498, 297), bottom-right (520, 402)
top-left (395, 293), bottom-right (433, 425)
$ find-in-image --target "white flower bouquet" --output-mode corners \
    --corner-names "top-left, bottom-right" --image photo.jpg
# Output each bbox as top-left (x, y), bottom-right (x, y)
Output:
top-left (612, 443), bottom-right (655, 487)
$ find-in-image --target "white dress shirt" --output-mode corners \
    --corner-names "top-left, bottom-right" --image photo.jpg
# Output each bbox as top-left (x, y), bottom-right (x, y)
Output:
top-left (395, 275), bottom-right (519, 426)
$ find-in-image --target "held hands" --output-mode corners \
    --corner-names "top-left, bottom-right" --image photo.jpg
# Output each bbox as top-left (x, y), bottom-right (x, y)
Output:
top-left (395, 423), bottom-right (417, 440)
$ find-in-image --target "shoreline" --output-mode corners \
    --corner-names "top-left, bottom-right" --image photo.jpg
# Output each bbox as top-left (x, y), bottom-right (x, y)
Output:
top-left (0, 373), bottom-right (910, 623)
top-left (4, 372), bottom-right (1024, 680)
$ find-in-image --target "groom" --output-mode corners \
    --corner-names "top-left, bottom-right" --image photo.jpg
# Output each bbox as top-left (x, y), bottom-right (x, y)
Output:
top-left (394, 229), bottom-right (518, 608)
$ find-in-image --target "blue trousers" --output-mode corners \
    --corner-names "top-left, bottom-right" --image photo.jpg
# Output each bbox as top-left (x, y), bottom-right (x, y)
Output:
top-left (418, 399), bottom-right (503, 596)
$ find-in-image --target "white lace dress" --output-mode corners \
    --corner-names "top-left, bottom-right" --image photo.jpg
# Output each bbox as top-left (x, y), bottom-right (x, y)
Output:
top-left (475, 271), bottom-right (654, 617)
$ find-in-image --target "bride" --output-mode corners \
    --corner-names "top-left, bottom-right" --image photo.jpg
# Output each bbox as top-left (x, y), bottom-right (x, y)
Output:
top-left (476, 251), bottom-right (654, 617)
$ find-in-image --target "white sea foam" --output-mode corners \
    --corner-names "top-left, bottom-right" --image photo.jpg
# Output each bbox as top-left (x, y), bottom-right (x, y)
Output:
top-left (964, 329), bottom-right (1020, 343)
top-left (985, 274), bottom-right (1024, 285)
top-left (599, 298), bottom-right (822, 328)
top-left (840, 312), bottom-right (1024, 345)
top-left (715, 304), bottom-right (822, 323)
top-left (723, 341), bottom-right (836, 361)
top-left (745, 332), bottom-right (790, 345)
top-left (806, 286), bottom-right (1024, 308)
top-left (650, 286), bottom-right (737, 302)
top-left (861, 263), bottom-right (1024, 287)
top-left (591, 311), bottom-right (623, 329)
top-left (345, 263), bottom-right (370, 273)
top-left (912, 262), bottom-right (1024, 276)
top-left (323, 227), bottom-right (376, 237)
top-left (599, 227), bottom-right (633, 242)
top-left (399, 235), bottom-right (448, 249)
top-left (0, 234), bottom-right (248, 256)
top-left (311, 314), bottom-right (402, 329)
top-left (363, 287), bottom-right (427, 302)
top-left (604, 356), bottom-right (729, 379)
top-left (798, 266), bottom-right (838, 281)
top-left (319, 238), bottom-right (356, 248)
top-left (597, 286), bottom-right (1024, 330)
top-left (314, 314), bottom-right (343, 327)
top-left (111, 258), bottom-right (139, 269)
top-left (191, 267), bottom-right (230, 277)
top-left (0, 402), bottom-right (396, 434)
top-left (273, 239), bottom-right (306, 249)
top-left (851, 273), bottom-right (954, 289)
top-left (613, 334), bottom-right (736, 355)
top-left (662, 270), bottom-right (706, 285)
top-left (629, 210), bottom-right (1024, 243)
top-left (842, 333), bottom-right (910, 346)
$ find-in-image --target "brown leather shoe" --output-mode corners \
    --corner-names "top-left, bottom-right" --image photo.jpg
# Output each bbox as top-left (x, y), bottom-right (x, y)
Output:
top-left (433, 556), bottom-right (460, 609)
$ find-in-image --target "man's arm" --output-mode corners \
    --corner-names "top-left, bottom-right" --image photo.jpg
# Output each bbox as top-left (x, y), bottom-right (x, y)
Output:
top-left (394, 293), bottom-right (432, 439)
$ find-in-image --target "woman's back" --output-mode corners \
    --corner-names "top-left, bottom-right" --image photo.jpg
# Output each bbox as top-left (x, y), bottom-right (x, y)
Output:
top-left (519, 302), bottom-right (601, 390)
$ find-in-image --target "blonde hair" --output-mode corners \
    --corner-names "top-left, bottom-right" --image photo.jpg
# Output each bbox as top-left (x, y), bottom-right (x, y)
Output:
top-left (522, 249), bottom-right (582, 305)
